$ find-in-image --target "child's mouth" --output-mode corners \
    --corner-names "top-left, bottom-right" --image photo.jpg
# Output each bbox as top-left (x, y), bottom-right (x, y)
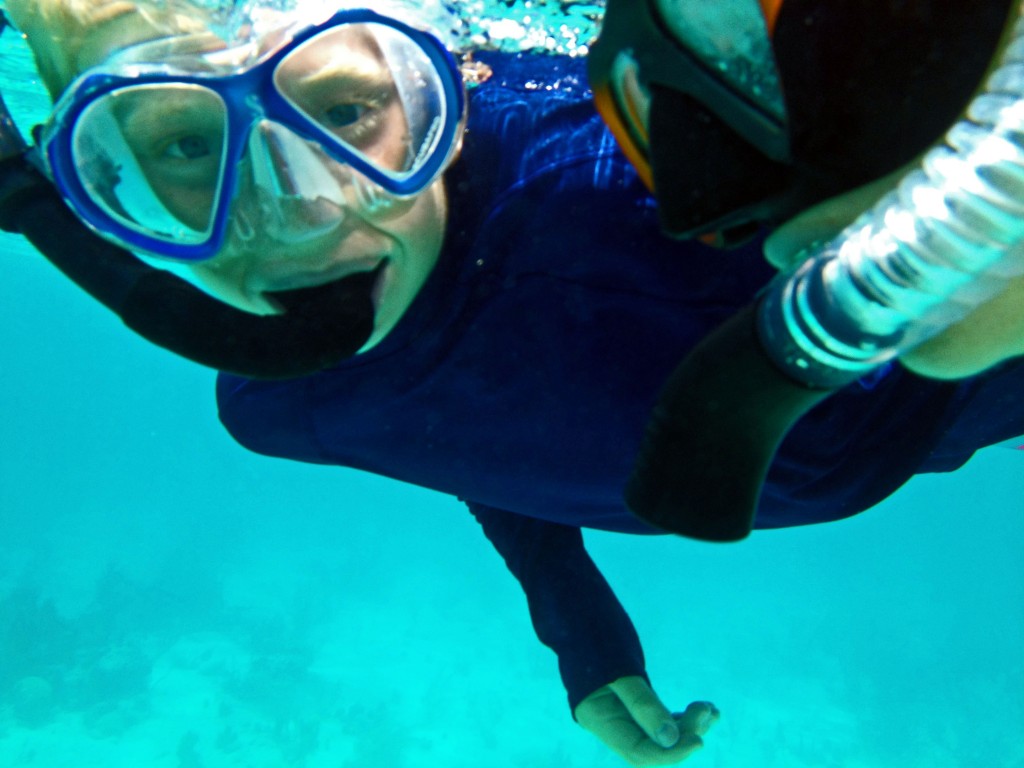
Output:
top-left (261, 261), bottom-right (389, 359)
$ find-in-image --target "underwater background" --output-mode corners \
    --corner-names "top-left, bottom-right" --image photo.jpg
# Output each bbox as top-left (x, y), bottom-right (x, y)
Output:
top-left (1, 2), bottom-right (1022, 766)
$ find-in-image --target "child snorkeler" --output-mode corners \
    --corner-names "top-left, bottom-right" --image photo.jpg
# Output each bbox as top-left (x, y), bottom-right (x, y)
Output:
top-left (1, 1), bottom-right (1022, 765)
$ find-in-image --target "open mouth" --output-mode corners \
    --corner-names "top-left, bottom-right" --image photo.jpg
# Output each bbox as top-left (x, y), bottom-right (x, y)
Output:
top-left (264, 260), bottom-right (388, 315)
top-left (258, 261), bottom-right (388, 358)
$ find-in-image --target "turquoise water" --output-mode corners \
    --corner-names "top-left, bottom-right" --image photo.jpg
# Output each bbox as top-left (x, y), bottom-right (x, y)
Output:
top-left (1, 4), bottom-right (1023, 767)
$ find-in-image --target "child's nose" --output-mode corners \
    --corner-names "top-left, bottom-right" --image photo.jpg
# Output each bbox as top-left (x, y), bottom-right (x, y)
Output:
top-left (244, 119), bottom-right (352, 244)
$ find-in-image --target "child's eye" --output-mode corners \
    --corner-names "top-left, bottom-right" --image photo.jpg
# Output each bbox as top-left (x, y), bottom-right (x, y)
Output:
top-left (319, 98), bottom-right (387, 149)
top-left (324, 102), bottom-right (370, 128)
top-left (162, 134), bottom-right (214, 160)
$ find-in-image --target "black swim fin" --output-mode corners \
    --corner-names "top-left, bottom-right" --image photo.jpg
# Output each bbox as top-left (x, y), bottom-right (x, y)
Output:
top-left (625, 302), bottom-right (835, 541)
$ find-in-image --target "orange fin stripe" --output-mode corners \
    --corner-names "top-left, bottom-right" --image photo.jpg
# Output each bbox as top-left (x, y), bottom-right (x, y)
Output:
top-left (759, 0), bottom-right (784, 35)
top-left (593, 86), bottom-right (655, 192)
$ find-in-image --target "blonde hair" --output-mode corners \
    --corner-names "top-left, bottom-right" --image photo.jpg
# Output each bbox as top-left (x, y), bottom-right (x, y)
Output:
top-left (5, 0), bottom-right (462, 100)
top-left (4, 1), bottom-right (212, 98)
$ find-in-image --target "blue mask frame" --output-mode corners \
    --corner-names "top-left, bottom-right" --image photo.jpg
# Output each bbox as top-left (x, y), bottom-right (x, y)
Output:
top-left (42, 8), bottom-right (466, 261)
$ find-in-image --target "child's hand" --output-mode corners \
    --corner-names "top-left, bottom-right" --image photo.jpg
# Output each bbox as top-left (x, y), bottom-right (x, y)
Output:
top-left (574, 676), bottom-right (718, 766)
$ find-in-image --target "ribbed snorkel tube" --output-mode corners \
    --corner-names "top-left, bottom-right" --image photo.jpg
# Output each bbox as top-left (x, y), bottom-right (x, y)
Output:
top-left (625, 6), bottom-right (1024, 542)
top-left (758, 9), bottom-right (1024, 388)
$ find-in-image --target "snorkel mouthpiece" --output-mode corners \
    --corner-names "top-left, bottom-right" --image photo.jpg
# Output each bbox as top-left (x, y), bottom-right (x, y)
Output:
top-left (265, 262), bottom-right (381, 339)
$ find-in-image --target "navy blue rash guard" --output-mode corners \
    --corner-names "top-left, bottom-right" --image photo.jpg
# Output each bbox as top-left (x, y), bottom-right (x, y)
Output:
top-left (217, 52), bottom-right (1024, 714)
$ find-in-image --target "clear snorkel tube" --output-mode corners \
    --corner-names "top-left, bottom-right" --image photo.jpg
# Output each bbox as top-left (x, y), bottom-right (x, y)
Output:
top-left (758, 11), bottom-right (1024, 388)
top-left (622, 2), bottom-right (1024, 542)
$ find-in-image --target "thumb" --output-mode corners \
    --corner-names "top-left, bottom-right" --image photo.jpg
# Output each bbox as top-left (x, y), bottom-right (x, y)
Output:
top-left (608, 676), bottom-right (680, 748)
top-left (675, 700), bottom-right (720, 737)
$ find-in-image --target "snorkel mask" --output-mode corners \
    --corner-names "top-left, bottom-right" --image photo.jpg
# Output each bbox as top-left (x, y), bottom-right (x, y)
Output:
top-left (589, 0), bottom-right (1013, 244)
top-left (41, 6), bottom-right (465, 261)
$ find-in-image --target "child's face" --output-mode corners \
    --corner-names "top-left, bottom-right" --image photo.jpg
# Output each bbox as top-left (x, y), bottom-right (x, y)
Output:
top-left (191, 177), bottom-right (448, 352)
top-left (46, 3), bottom-right (452, 351)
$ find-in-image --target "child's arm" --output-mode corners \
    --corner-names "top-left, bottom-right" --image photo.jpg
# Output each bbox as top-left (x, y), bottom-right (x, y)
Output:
top-left (465, 501), bottom-right (648, 713)
top-left (898, 272), bottom-right (1024, 380)
top-left (466, 502), bottom-right (715, 765)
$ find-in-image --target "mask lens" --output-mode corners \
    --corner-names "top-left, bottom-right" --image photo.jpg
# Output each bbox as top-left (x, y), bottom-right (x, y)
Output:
top-left (70, 83), bottom-right (228, 245)
top-left (274, 22), bottom-right (449, 180)
top-left (655, 0), bottom-right (784, 121)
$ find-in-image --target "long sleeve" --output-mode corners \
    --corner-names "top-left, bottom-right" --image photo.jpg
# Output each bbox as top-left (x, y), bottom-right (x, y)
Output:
top-left (465, 501), bottom-right (649, 716)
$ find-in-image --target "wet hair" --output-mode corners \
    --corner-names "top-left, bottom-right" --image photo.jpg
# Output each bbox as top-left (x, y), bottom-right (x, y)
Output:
top-left (4, 1), bottom-right (212, 98)
top-left (5, 0), bottom-right (460, 100)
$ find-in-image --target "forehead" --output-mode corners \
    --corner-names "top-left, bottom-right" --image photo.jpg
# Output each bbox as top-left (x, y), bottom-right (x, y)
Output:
top-left (89, 15), bottom-right (397, 84)
top-left (79, 6), bottom-right (377, 69)
top-left (276, 24), bottom-right (387, 73)
top-left (69, 4), bottom-right (206, 74)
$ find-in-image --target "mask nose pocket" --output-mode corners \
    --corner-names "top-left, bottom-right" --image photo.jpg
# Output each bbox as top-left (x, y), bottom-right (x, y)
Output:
top-left (246, 119), bottom-right (350, 243)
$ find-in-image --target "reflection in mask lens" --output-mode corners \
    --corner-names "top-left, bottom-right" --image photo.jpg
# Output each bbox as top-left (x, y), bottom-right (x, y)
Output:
top-left (71, 84), bottom-right (228, 244)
